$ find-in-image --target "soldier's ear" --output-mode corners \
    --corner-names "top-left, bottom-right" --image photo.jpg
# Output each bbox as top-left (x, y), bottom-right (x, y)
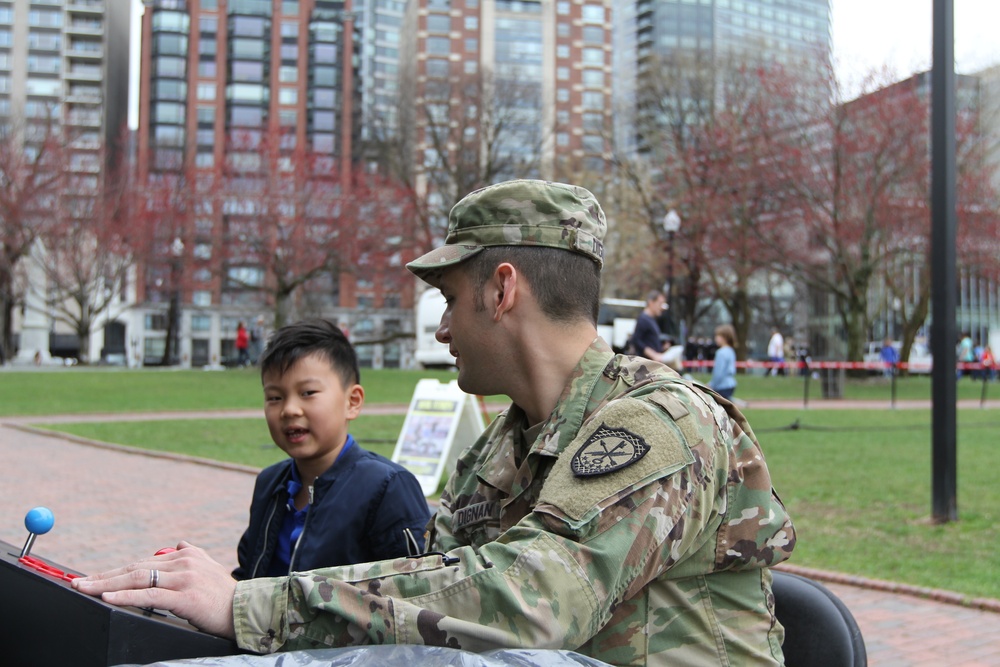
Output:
top-left (492, 263), bottom-right (518, 321)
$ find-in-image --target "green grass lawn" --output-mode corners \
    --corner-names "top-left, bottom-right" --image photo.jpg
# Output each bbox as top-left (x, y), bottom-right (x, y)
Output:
top-left (7, 367), bottom-right (1000, 600)
top-left (1, 367), bottom-right (996, 416)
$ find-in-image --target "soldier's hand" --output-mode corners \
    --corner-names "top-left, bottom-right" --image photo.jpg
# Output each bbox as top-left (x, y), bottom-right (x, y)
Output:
top-left (73, 541), bottom-right (237, 640)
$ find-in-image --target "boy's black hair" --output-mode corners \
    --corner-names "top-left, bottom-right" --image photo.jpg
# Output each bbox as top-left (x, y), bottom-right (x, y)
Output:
top-left (259, 318), bottom-right (360, 387)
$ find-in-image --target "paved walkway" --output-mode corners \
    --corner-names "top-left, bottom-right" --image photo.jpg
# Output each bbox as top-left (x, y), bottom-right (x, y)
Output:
top-left (2, 406), bottom-right (1000, 666)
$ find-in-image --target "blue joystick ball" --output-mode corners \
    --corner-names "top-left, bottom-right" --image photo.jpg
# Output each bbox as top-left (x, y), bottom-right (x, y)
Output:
top-left (24, 507), bottom-right (54, 535)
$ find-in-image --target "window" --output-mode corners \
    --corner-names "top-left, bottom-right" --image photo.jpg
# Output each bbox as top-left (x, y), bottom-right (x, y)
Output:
top-left (465, 38), bottom-right (478, 52)
top-left (230, 106), bottom-right (264, 126)
top-left (312, 110), bottom-right (335, 131)
top-left (155, 102), bottom-right (185, 123)
top-left (228, 83), bottom-right (267, 102)
top-left (230, 39), bottom-right (265, 59)
top-left (426, 36), bottom-right (449, 55)
top-left (582, 26), bottom-right (603, 44)
top-left (198, 61), bottom-right (216, 77)
top-left (557, 66), bottom-right (569, 81)
top-left (155, 34), bottom-right (188, 56)
top-left (27, 32), bottom-right (60, 50)
top-left (199, 17), bottom-right (218, 33)
top-left (427, 15), bottom-right (450, 32)
top-left (556, 88), bottom-right (569, 102)
top-left (231, 60), bottom-right (264, 82)
top-left (26, 78), bottom-right (60, 96)
top-left (278, 87), bottom-right (297, 105)
top-left (156, 79), bottom-right (187, 100)
top-left (465, 16), bottom-right (478, 30)
top-left (279, 65), bottom-right (297, 82)
top-left (313, 44), bottom-right (336, 63)
top-left (192, 291), bottom-right (212, 307)
top-left (313, 134), bottom-right (334, 153)
top-left (230, 15), bottom-right (267, 37)
top-left (279, 110), bottom-right (297, 126)
top-left (280, 44), bottom-right (298, 60)
top-left (464, 60), bottom-right (477, 74)
top-left (313, 88), bottom-right (335, 107)
top-left (197, 83), bottom-right (216, 100)
top-left (154, 125), bottom-right (185, 147)
top-left (28, 10), bottom-right (62, 27)
top-left (28, 56), bottom-right (60, 73)
top-left (557, 44), bottom-right (569, 58)
top-left (155, 56), bottom-right (186, 79)
top-left (312, 66), bottom-right (335, 86)
top-left (194, 244), bottom-right (213, 260)
top-left (195, 151), bottom-right (214, 168)
top-left (582, 47), bottom-right (604, 65)
top-left (199, 38), bottom-right (217, 56)
top-left (281, 20), bottom-right (298, 37)
top-left (426, 59), bottom-right (449, 77)
top-left (582, 91), bottom-right (603, 109)
top-left (556, 132), bottom-right (569, 146)
top-left (197, 106), bottom-right (215, 124)
top-left (582, 4), bottom-right (604, 23)
top-left (191, 315), bottom-right (212, 332)
top-left (582, 69), bottom-right (604, 87)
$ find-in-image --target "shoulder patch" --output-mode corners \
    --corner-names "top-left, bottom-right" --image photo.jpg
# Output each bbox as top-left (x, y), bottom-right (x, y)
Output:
top-left (538, 397), bottom-right (695, 523)
top-left (571, 423), bottom-right (649, 476)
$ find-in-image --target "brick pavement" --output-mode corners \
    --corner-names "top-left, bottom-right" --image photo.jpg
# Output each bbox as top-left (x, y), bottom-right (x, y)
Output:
top-left (2, 414), bottom-right (1000, 665)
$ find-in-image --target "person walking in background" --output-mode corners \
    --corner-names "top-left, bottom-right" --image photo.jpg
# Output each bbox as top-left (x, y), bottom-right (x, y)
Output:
top-left (630, 290), bottom-right (668, 361)
top-left (767, 327), bottom-right (785, 376)
top-left (958, 331), bottom-right (974, 378)
top-left (879, 337), bottom-right (899, 379)
top-left (235, 321), bottom-right (250, 367)
top-left (710, 323), bottom-right (738, 400)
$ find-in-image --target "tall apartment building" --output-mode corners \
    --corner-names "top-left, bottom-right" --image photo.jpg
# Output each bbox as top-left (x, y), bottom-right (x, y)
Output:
top-left (400, 0), bottom-right (615, 224)
top-left (614, 0), bottom-right (832, 155)
top-left (135, 0), bottom-right (413, 369)
top-left (356, 0), bottom-right (404, 143)
top-left (0, 0), bottom-right (131, 363)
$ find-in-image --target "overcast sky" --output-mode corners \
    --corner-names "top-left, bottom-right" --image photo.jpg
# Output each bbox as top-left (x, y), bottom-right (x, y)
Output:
top-left (832, 0), bottom-right (1000, 93)
top-left (128, 0), bottom-right (1000, 128)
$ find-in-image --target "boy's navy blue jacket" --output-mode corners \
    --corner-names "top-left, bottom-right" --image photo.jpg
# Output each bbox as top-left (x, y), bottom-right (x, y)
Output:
top-left (232, 444), bottom-right (432, 580)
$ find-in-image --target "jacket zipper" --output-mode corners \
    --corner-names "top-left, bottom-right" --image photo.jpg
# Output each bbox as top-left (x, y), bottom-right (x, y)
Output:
top-left (251, 498), bottom-right (280, 578)
top-left (288, 483), bottom-right (314, 573)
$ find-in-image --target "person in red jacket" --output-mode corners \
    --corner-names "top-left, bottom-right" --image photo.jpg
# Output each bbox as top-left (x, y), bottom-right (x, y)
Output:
top-left (235, 321), bottom-right (250, 366)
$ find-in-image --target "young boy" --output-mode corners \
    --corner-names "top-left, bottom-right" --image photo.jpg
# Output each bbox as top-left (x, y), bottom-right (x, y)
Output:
top-left (232, 318), bottom-right (431, 580)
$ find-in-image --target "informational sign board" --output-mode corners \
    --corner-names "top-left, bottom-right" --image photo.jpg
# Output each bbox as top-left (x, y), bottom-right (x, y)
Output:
top-left (391, 379), bottom-right (487, 497)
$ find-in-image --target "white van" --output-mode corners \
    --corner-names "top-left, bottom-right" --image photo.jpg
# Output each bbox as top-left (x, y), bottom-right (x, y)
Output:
top-left (414, 292), bottom-right (648, 368)
top-left (414, 289), bottom-right (455, 369)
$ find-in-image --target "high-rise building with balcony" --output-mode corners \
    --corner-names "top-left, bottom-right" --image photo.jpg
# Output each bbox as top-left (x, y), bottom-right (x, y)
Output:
top-left (400, 0), bottom-right (615, 228)
top-left (0, 0), bottom-right (132, 363)
top-left (135, 0), bottom-right (413, 369)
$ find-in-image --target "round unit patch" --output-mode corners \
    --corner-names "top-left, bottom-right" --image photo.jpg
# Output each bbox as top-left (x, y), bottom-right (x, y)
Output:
top-left (570, 423), bottom-right (650, 477)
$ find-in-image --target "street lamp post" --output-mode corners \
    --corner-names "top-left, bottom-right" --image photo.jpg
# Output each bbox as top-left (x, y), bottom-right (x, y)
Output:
top-left (662, 209), bottom-right (682, 336)
top-left (166, 237), bottom-right (184, 366)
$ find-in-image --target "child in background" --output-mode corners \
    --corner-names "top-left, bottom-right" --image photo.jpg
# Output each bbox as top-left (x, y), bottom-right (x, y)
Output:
top-left (233, 318), bottom-right (431, 580)
top-left (709, 324), bottom-right (738, 400)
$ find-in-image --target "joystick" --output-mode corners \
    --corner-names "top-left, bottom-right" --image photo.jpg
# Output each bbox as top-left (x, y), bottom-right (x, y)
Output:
top-left (20, 507), bottom-right (54, 559)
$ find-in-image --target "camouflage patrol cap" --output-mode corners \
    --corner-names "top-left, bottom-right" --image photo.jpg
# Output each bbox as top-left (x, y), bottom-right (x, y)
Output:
top-left (406, 179), bottom-right (606, 283)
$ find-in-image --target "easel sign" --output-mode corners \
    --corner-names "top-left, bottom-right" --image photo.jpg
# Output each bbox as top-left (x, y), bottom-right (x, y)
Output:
top-left (391, 379), bottom-right (487, 497)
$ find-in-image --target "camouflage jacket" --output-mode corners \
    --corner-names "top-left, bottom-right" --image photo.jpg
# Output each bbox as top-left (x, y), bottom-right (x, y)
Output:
top-left (233, 339), bottom-right (795, 665)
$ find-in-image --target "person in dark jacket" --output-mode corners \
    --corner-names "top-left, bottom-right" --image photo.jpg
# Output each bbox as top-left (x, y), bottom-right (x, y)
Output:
top-left (233, 318), bottom-right (431, 580)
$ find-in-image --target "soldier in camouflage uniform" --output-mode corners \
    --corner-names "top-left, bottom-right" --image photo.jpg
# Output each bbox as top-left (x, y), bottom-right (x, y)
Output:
top-left (76, 180), bottom-right (795, 666)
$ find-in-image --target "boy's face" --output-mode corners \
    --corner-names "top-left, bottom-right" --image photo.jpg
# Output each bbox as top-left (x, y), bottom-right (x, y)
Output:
top-left (262, 352), bottom-right (364, 475)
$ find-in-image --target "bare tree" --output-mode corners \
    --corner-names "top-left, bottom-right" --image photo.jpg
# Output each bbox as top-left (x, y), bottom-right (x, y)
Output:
top-left (0, 119), bottom-right (65, 361)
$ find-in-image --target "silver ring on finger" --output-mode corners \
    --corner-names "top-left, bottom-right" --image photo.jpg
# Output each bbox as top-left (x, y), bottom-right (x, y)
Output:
top-left (150, 569), bottom-right (160, 589)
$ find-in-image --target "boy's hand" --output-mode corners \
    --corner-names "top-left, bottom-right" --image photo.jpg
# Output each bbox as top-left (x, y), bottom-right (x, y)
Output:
top-left (72, 541), bottom-right (237, 640)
